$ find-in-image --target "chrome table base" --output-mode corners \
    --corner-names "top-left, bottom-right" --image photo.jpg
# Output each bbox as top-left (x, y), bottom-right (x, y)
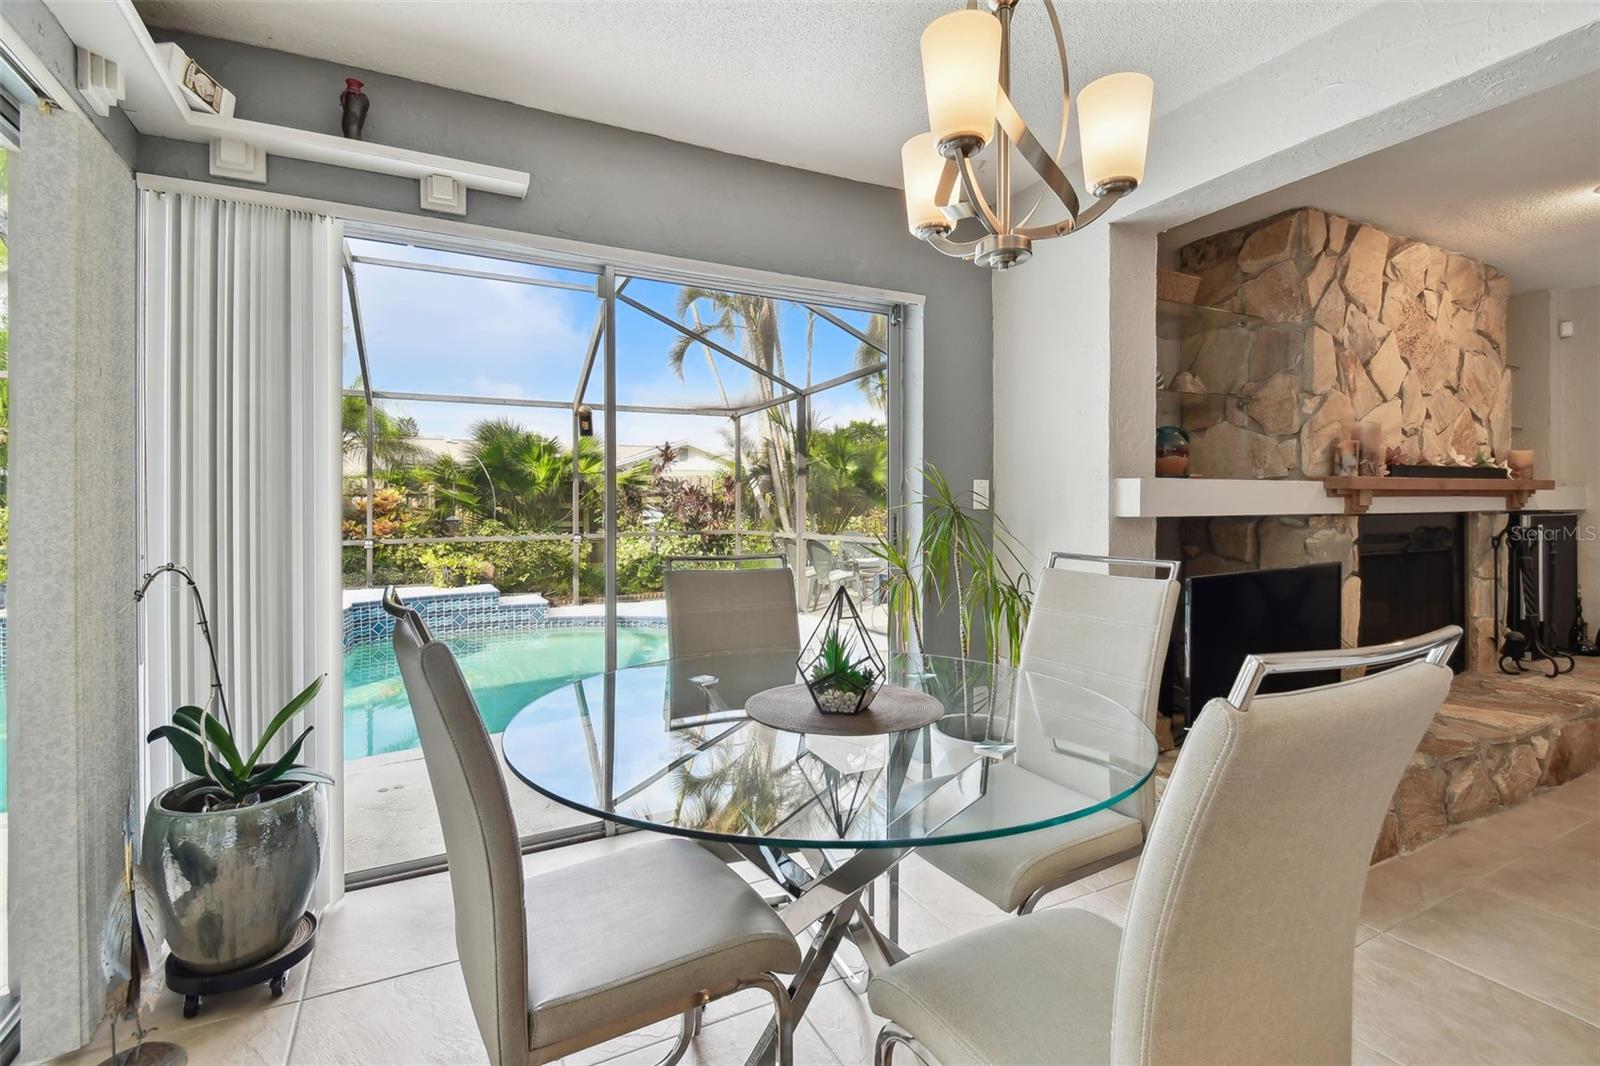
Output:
top-left (734, 844), bottom-right (912, 1066)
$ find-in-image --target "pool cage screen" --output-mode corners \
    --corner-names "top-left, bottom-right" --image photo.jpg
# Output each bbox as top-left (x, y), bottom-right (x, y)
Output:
top-left (341, 227), bottom-right (899, 667)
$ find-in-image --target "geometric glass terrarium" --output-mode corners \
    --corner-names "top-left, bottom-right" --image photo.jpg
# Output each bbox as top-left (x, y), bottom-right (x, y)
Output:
top-left (800, 587), bottom-right (885, 714)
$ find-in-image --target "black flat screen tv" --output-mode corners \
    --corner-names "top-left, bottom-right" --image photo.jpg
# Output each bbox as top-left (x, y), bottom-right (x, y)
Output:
top-left (1184, 561), bottom-right (1342, 722)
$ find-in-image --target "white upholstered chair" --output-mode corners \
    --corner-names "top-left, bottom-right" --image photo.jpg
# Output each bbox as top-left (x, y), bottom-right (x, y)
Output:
top-left (868, 626), bottom-right (1461, 1066)
top-left (919, 552), bottom-right (1181, 914)
top-left (383, 588), bottom-right (803, 1066)
top-left (662, 554), bottom-right (801, 659)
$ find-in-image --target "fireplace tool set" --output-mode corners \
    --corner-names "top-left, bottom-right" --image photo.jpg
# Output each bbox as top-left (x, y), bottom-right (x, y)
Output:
top-left (1493, 516), bottom-right (1577, 678)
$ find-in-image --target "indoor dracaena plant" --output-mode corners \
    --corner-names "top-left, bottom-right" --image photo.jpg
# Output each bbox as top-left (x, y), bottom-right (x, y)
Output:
top-left (138, 563), bottom-right (333, 810)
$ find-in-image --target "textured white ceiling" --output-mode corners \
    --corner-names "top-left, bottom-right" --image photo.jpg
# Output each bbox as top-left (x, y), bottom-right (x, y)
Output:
top-left (135, 0), bottom-right (1376, 188)
top-left (1162, 72), bottom-right (1600, 294)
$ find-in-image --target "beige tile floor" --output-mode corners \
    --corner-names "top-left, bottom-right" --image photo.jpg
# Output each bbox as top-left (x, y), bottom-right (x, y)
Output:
top-left (58, 773), bottom-right (1600, 1066)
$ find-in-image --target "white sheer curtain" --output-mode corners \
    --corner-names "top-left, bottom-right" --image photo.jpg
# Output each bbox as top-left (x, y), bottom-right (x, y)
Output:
top-left (138, 190), bottom-right (344, 905)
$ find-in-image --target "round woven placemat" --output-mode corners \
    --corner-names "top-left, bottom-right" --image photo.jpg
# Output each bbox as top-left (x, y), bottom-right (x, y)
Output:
top-left (744, 684), bottom-right (945, 736)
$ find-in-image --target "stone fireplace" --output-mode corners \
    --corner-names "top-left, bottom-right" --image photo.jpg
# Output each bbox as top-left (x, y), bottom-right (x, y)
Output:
top-left (1158, 207), bottom-right (1517, 671)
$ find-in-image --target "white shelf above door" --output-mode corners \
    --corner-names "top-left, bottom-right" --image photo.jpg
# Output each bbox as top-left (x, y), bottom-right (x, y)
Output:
top-left (44, 0), bottom-right (530, 213)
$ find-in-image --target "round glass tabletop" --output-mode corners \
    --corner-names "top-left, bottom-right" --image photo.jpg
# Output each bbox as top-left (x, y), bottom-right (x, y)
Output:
top-left (500, 650), bottom-right (1159, 850)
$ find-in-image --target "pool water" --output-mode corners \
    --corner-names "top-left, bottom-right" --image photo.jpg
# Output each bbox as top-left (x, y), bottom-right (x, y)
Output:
top-left (0, 627), bottom-right (660, 802)
top-left (342, 625), bottom-right (668, 760)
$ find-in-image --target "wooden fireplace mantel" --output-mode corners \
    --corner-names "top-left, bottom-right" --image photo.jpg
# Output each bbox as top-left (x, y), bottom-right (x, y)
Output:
top-left (1321, 476), bottom-right (1555, 515)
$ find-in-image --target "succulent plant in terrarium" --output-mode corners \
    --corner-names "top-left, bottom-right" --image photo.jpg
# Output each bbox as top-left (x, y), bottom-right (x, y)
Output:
top-left (800, 588), bottom-right (885, 714)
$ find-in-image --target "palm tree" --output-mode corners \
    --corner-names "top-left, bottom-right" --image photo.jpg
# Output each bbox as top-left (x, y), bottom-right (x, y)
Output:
top-left (853, 316), bottom-right (889, 411)
top-left (669, 289), bottom-right (796, 532)
top-left (429, 418), bottom-right (646, 536)
top-left (807, 421), bottom-right (887, 532)
top-left (342, 389), bottom-right (428, 476)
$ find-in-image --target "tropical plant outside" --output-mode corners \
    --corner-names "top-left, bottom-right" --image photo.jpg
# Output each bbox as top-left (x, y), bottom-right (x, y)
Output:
top-left (342, 283), bottom-right (891, 603)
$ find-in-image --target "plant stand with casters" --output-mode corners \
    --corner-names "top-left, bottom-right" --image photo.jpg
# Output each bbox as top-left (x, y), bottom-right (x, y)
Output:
top-left (165, 913), bottom-right (317, 1019)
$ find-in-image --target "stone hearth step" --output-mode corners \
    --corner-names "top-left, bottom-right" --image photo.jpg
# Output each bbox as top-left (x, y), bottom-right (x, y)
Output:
top-left (1374, 660), bottom-right (1600, 860)
top-left (1152, 660), bottom-right (1600, 862)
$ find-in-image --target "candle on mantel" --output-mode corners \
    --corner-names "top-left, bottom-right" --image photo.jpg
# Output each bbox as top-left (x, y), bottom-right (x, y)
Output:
top-left (1509, 448), bottom-right (1536, 480)
top-left (1335, 438), bottom-right (1360, 477)
top-left (1356, 421), bottom-right (1385, 476)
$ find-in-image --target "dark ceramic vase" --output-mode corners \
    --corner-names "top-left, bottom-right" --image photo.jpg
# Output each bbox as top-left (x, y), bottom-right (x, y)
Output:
top-left (340, 77), bottom-right (369, 140)
top-left (1155, 425), bottom-right (1191, 478)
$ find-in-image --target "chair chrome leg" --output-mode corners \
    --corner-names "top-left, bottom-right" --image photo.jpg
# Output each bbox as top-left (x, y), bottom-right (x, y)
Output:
top-left (887, 866), bottom-right (900, 942)
top-left (1018, 885), bottom-right (1048, 915)
top-left (655, 1009), bottom-right (697, 1066)
top-left (874, 1023), bottom-right (924, 1066)
top-left (690, 1004), bottom-right (705, 1037)
top-left (738, 973), bottom-right (795, 1066)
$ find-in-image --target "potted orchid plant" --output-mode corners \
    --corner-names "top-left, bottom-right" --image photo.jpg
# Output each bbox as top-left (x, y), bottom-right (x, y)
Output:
top-left (137, 563), bottom-right (331, 974)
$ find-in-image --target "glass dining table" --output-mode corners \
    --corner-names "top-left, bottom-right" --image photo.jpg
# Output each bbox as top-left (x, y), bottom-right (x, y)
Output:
top-left (501, 649), bottom-right (1158, 1065)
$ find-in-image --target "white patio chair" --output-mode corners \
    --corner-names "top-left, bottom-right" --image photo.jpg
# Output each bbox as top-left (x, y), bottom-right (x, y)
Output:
top-left (662, 553), bottom-right (800, 659)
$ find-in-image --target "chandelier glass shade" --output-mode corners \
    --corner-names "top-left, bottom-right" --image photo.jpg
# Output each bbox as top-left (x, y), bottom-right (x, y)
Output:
top-left (902, 0), bottom-right (1154, 270)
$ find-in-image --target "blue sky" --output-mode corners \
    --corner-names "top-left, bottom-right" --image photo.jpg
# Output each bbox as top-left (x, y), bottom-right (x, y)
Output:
top-left (343, 239), bottom-right (886, 451)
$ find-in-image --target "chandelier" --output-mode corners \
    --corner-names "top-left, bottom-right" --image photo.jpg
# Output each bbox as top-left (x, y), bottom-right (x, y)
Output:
top-left (901, 0), bottom-right (1154, 270)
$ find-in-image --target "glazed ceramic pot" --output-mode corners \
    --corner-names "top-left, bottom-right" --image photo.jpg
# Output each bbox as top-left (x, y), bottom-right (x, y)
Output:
top-left (142, 779), bottom-right (325, 973)
top-left (1155, 425), bottom-right (1191, 477)
top-left (339, 77), bottom-right (369, 140)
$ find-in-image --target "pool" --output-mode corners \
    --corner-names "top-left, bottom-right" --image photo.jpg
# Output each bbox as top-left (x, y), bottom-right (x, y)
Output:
top-left (0, 623), bottom-right (662, 805)
top-left (342, 624), bottom-right (668, 759)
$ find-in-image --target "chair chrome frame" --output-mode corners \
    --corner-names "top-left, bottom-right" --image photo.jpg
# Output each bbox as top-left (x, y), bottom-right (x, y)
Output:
top-left (875, 1022), bottom-right (937, 1066)
top-left (662, 552), bottom-right (790, 571)
top-left (1226, 625), bottom-right (1462, 709)
top-left (380, 587), bottom-right (799, 1066)
top-left (1047, 550), bottom-right (1180, 580)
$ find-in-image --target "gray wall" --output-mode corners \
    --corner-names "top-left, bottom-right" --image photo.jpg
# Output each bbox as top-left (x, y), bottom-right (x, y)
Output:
top-left (137, 33), bottom-right (993, 650)
top-left (9, 104), bottom-right (138, 1060)
top-left (3, 0), bottom-right (138, 163)
top-left (1510, 286), bottom-right (1600, 612)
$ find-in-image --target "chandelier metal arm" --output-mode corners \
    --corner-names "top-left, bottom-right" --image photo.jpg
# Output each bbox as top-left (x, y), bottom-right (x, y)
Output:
top-left (926, 232), bottom-right (985, 259)
top-left (1011, 185), bottom-right (1127, 241)
top-left (996, 90), bottom-right (1080, 221)
top-left (956, 153), bottom-right (1003, 236)
top-left (1014, 0), bottom-right (1073, 229)
top-left (935, 160), bottom-right (977, 224)
top-left (1065, 186), bottom-right (1128, 230)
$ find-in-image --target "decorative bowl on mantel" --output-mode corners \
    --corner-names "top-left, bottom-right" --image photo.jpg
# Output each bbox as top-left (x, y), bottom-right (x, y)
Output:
top-left (1388, 464), bottom-right (1510, 480)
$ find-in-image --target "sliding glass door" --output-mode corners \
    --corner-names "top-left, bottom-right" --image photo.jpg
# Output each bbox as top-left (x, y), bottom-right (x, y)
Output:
top-left (339, 228), bottom-right (899, 880)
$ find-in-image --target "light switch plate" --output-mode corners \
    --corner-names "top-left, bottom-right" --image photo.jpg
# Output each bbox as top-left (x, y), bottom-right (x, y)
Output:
top-left (973, 479), bottom-right (991, 510)
top-left (1558, 320), bottom-right (1576, 339)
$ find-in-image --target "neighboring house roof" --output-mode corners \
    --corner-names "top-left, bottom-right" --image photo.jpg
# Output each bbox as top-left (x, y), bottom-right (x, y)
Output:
top-left (617, 441), bottom-right (725, 480)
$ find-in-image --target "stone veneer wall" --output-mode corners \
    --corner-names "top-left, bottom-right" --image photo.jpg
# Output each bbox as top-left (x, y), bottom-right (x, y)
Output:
top-left (1174, 207), bottom-right (1512, 477)
top-left (1165, 208), bottom-right (1514, 671)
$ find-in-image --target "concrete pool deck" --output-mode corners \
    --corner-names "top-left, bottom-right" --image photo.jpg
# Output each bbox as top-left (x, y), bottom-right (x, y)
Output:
top-left (344, 734), bottom-right (590, 874)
